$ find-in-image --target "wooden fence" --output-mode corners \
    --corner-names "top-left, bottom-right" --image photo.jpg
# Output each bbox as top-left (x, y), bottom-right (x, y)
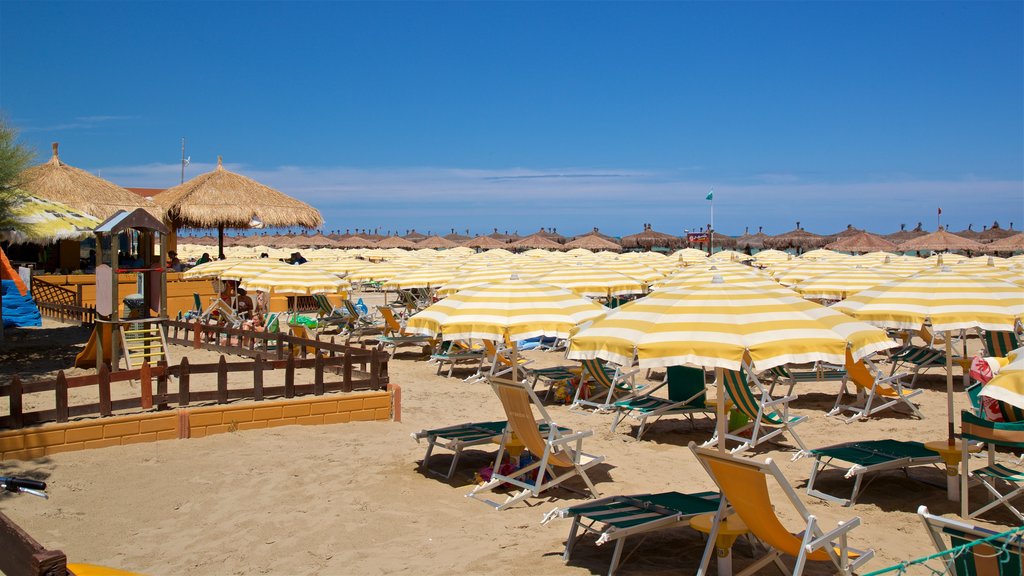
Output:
top-left (30, 276), bottom-right (96, 326)
top-left (0, 352), bottom-right (387, 430)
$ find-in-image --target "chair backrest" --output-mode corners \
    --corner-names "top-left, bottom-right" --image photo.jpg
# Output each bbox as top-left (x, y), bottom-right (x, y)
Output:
top-left (378, 306), bottom-right (404, 335)
top-left (691, 445), bottom-right (830, 562)
top-left (986, 331), bottom-right (1021, 358)
top-left (491, 378), bottom-right (573, 468)
top-left (722, 368), bottom-right (782, 425)
top-left (844, 349), bottom-right (895, 395)
top-left (580, 358), bottom-right (614, 389)
top-left (193, 292), bottom-right (202, 312)
top-left (960, 411), bottom-right (1024, 449)
top-left (919, 505), bottom-right (1024, 576)
top-left (666, 366), bottom-right (706, 406)
top-left (312, 294), bottom-right (332, 314)
top-left (264, 312), bottom-right (280, 333)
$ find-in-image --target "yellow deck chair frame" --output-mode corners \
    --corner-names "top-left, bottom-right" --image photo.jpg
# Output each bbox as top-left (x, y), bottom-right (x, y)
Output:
top-left (828, 350), bottom-right (924, 423)
top-left (690, 443), bottom-right (874, 575)
top-left (466, 377), bottom-right (605, 511)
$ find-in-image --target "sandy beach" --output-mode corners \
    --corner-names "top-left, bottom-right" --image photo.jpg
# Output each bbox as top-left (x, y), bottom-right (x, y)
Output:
top-left (1, 310), bottom-right (1019, 576)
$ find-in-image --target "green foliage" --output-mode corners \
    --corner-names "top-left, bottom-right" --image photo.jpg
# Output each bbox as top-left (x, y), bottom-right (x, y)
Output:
top-left (0, 117), bottom-right (36, 233)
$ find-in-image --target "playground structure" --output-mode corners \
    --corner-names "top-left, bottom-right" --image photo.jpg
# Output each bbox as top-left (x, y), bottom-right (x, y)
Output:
top-left (75, 209), bottom-right (171, 372)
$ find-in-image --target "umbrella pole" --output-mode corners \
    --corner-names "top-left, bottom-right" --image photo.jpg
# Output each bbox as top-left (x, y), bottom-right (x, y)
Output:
top-left (946, 334), bottom-right (954, 446)
top-left (217, 224), bottom-right (225, 260)
top-left (715, 366), bottom-right (726, 452)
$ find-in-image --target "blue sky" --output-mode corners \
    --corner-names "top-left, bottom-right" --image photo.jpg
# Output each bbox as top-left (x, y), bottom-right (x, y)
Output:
top-left (2, 1), bottom-right (1022, 238)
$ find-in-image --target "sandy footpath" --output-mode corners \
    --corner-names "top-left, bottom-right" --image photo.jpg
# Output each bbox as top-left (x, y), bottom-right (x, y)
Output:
top-left (1, 316), bottom-right (1019, 575)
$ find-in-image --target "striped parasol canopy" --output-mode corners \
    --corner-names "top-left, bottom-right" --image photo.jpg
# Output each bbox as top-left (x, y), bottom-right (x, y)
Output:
top-left (832, 268), bottom-right (1024, 333)
top-left (217, 259), bottom-right (290, 282)
top-left (182, 258), bottom-right (247, 279)
top-left (346, 262), bottom-right (416, 282)
top-left (980, 349), bottom-right (1024, 411)
top-left (241, 264), bottom-right (349, 295)
top-left (0, 194), bottom-right (102, 244)
top-left (535, 266), bottom-right (647, 298)
top-left (405, 279), bottom-right (608, 342)
top-left (567, 278), bottom-right (896, 371)
top-left (750, 249), bottom-right (793, 265)
top-left (877, 257), bottom-right (932, 277)
top-left (382, 266), bottom-right (460, 290)
top-left (772, 261), bottom-right (851, 286)
top-left (436, 268), bottom-right (521, 296)
top-left (799, 248), bottom-right (848, 261)
top-left (654, 263), bottom-right (784, 292)
top-left (708, 250), bottom-right (752, 262)
top-left (308, 259), bottom-right (372, 276)
top-left (673, 248), bottom-right (711, 265)
top-left (599, 260), bottom-right (667, 283)
top-left (792, 267), bottom-right (892, 300)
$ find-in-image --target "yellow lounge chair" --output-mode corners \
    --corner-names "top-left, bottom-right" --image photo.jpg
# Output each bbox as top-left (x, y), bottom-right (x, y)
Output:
top-left (690, 443), bottom-right (874, 575)
top-left (828, 350), bottom-right (923, 423)
top-left (466, 377), bottom-right (605, 510)
top-left (376, 306), bottom-right (436, 355)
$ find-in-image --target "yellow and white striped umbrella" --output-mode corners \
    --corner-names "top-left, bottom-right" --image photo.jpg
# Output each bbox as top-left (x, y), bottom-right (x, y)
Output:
top-left (405, 279), bottom-right (608, 341)
top-left (182, 258), bottom-right (246, 279)
top-left (673, 248), bottom-right (710, 265)
top-left (567, 279), bottom-right (896, 371)
top-left (772, 261), bottom-right (851, 286)
top-left (878, 258), bottom-right (931, 277)
top-left (709, 250), bottom-right (752, 263)
top-left (792, 268), bottom-right (892, 300)
top-left (436, 268), bottom-right (521, 296)
top-left (979, 349), bottom-right (1024, 410)
top-left (309, 259), bottom-right (371, 276)
top-left (218, 259), bottom-right (290, 281)
top-left (346, 262), bottom-right (415, 282)
top-left (654, 264), bottom-right (784, 292)
top-left (600, 260), bottom-right (666, 283)
top-left (832, 268), bottom-right (1024, 332)
top-left (382, 266), bottom-right (460, 290)
top-left (241, 265), bottom-right (349, 295)
top-left (535, 267), bottom-right (647, 298)
top-left (750, 249), bottom-right (794, 265)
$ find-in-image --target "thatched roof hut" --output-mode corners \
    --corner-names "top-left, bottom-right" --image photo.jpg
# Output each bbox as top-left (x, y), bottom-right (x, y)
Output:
top-left (828, 224), bottom-right (865, 241)
top-left (982, 233), bottom-right (1024, 253)
top-left (508, 233), bottom-right (564, 251)
top-left (18, 143), bottom-right (159, 220)
top-left (896, 227), bottom-right (987, 253)
top-left (979, 222), bottom-right (1017, 243)
top-left (444, 228), bottom-right (471, 242)
top-left (534, 228), bottom-right (567, 244)
top-left (462, 235), bottom-right (511, 249)
top-left (885, 223), bottom-right (927, 243)
top-left (735, 226), bottom-right (770, 251)
top-left (375, 235), bottom-right (418, 249)
top-left (824, 231), bottom-right (898, 253)
top-left (402, 229), bottom-right (429, 241)
top-left (954, 224), bottom-right (983, 241)
top-left (571, 227), bottom-right (619, 243)
top-left (154, 156), bottom-right (322, 257)
top-left (764, 222), bottom-right (829, 252)
top-left (416, 235), bottom-right (458, 249)
top-left (486, 228), bottom-right (516, 242)
top-left (335, 235), bottom-right (377, 249)
top-left (621, 224), bottom-right (683, 251)
top-left (563, 234), bottom-right (622, 252)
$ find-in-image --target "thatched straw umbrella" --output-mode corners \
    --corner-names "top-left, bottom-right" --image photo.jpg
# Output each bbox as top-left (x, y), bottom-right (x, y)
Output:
top-left (735, 226), bottom-right (770, 252)
top-left (564, 233), bottom-right (623, 253)
top-left (375, 235), bottom-right (418, 249)
top-left (444, 228), bottom-right (471, 243)
top-left (954, 224), bottom-right (983, 242)
top-left (296, 232), bottom-right (341, 248)
top-left (508, 233), bottom-right (564, 251)
top-left (764, 222), bottom-right (829, 253)
top-left (154, 157), bottom-right (322, 258)
top-left (463, 235), bottom-right (511, 250)
top-left (571, 227), bottom-right (619, 243)
top-left (417, 235), bottom-right (458, 249)
top-left (827, 224), bottom-right (865, 242)
top-left (982, 233), bottom-right (1024, 254)
top-left (335, 235), bottom-right (377, 249)
top-left (824, 231), bottom-right (898, 254)
top-left (979, 221), bottom-right (1017, 243)
top-left (885, 222), bottom-right (927, 244)
top-left (402, 229), bottom-right (429, 241)
top-left (534, 227), bottom-right (567, 244)
top-left (620, 224), bottom-right (683, 251)
top-left (18, 143), bottom-right (159, 220)
top-left (896, 227), bottom-right (988, 254)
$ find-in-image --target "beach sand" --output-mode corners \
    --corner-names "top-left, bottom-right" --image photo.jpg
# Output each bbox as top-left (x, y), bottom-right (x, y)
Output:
top-left (1, 315), bottom-right (1019, 575)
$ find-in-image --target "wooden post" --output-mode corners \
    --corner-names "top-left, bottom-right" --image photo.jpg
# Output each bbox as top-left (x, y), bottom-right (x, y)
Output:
top-left (217, 355), bottom-right (228, 404)
top-left (98, 363), bottom-right (112, 416)
top-left (253, 355), bottom-right (264, 401)
top-left (10, 375), bottom-right (23, 428)
top-left (369, 349), bottom-right (380, 389)
top-left (343, 354), bottom-right (353, 392)
top-left (284, 354), bottom-right (295, 398)
top-left (140, 361), bottom-right (153, 409)
top-left (157, 360), bottom-right (168, 410)
top-left (314, 352), bottom-right (325, 395)
top-left (55, 371), bottom-right (69, 423)
top-left (193, 319), bottom-right (202, 349)
top-left (179, 356), bottom-right (190, 406)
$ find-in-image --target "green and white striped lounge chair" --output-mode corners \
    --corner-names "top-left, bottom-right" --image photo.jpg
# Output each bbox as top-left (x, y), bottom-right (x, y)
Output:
top-left (541, 490), bottom-right (721, 576)
top-left (985, 330), bottom-right (1022, 358)
top-left (411, 420), bottom-right (569, 480)
top-left (960, 411), bottom-right (1024, 522)
top-left (888, 345), bottom-right (948, 388)
top-left (703, 365), bottom-right (808, 454)
top-left (429, 340), bottom-right (486, 377)
top-left (765, 362), bottom-right (848, 397)
top-left (611, 365), bottom-right (711, 440)
top-left (802, 439), bottom-right (942, 506)
top-left (918, 505), bottom-right (1024, 576)
top-left (570, 358), bottom-right (642, 413)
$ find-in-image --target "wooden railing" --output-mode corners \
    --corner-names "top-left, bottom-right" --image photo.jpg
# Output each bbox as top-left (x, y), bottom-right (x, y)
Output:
top-left (30, 276), bottom-right (96, 326)
top-left (0, 352), bottom-right (387, 430)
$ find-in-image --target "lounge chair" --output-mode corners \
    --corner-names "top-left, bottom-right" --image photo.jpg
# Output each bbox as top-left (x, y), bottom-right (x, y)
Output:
top-left (801, 439), bottom-right (942, 506)
top-left (376, 306), bottom-right (436, 355)
top-left (342, 299), bottom-right (381, 337)
top-left (703, 366), bottom-right (808, 454)
top-left (311, 294), bottom-right (353, 334)
top-left (475, 339), bottom-right (533, 383)
top-left (429, 339), bottom-right (486, 377)
top-left (918, 505), bottom-right (1024, 576)
top-left (570, 358), bottom-right (642, 413)
top-left (541, 490), bottom-right (721, 576)
top-left (960, 411), bottom-right (1024, 522)
top-left (764, 362), bottom-right (847, 397)
top-left (466, 377), bottom-right (605, 510)
top-left (411, 420), bottom-right (566, 480)
top-left (828, 350), bottom-right (924, 423)
top-left (612, 365), bottom-right (711, 440)
top-left (690, 442), bottom-right (874, 576)
top-left (985, 330), bottom-right (1021, 358)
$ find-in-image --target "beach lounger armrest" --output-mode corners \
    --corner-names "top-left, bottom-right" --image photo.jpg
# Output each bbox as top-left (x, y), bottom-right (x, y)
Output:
top-left (548, 430), bottom-right (594, 447)
top-left (761, 394), bottom-right (798, 409)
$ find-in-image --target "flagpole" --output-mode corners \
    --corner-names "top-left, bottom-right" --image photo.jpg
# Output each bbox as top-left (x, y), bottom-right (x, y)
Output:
top-left (709, 189), bottom-right (715, 255)
top-left (180, 137), bottom-right (186, 184)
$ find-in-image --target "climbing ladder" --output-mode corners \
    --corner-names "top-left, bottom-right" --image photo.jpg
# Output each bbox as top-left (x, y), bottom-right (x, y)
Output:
top-left (119, 319), bottom-right (171, 370)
